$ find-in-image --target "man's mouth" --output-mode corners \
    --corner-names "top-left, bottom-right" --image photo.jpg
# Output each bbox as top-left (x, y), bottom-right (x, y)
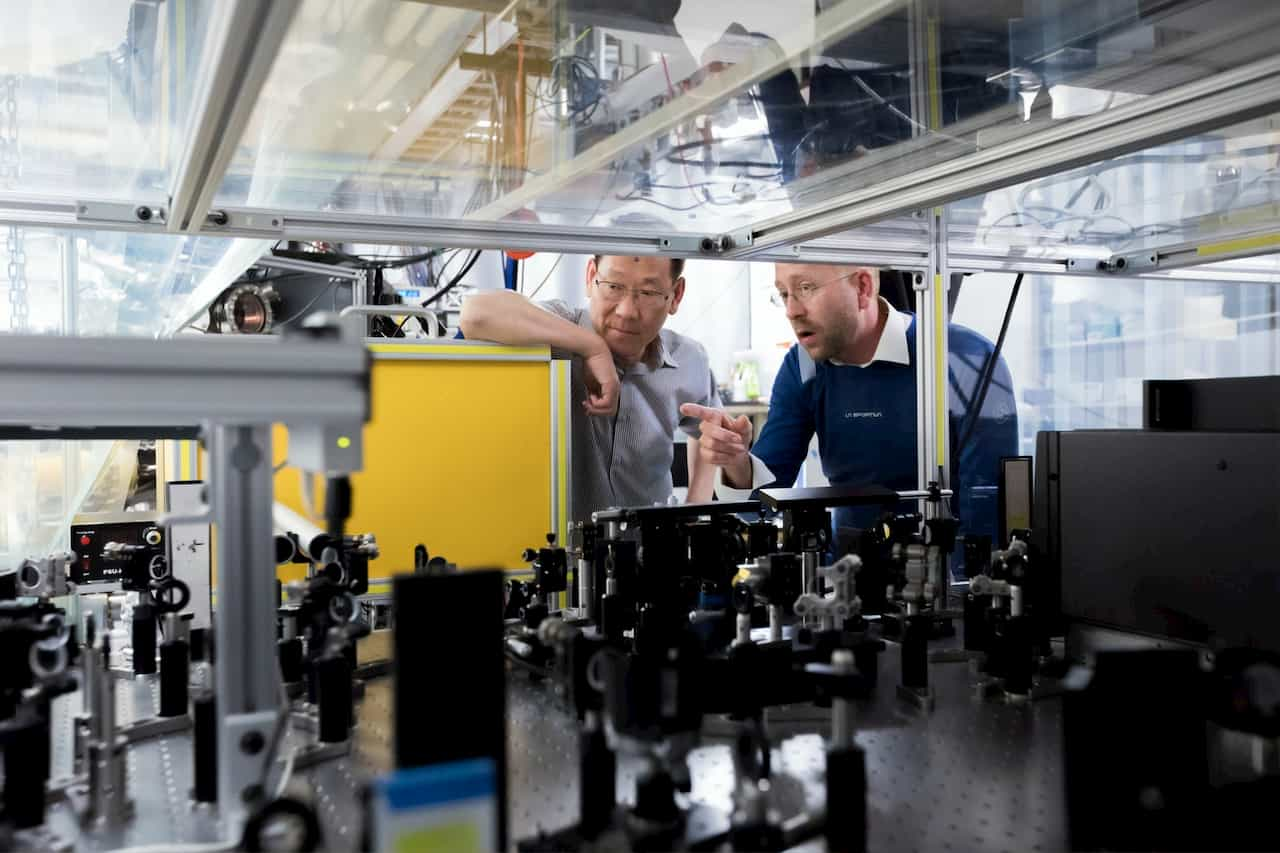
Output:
top-left (796, 330), bottom-right (817, 344)
top-left (609, 327), bottom-right (641, 336)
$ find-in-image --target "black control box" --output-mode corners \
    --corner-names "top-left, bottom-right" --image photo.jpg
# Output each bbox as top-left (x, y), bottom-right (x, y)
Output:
top-left (70, 521), bottom-right (163, 587)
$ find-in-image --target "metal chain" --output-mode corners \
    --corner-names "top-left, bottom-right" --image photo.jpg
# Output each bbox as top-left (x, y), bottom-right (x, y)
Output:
top-left (0, 75), bottom-right (18, 188)
top-left (7, 225), bottom-right (28, 331)
top-left (1, 73), bottom-right (24, 327)
top-left (1, 76), bottom-right (25, 330)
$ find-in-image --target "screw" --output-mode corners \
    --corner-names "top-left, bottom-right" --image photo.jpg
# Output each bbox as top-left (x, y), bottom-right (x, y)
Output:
top-left (208, 210), bottom-right (229, 227)
top-left (135, 206), bottom-right (153, 222)
top-left (240, 731), bottom-right (265, 755)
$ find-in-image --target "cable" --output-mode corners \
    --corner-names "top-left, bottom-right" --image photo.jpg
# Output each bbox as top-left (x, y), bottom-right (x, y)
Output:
top-left (954, 273), bottom-right (1022, 461)
top-left (663, 133), bottom-right (775, 157)
top-left (424, 250), bottom-right (481, 306)
top-left (665, 155), bottom-right (781, 171)
top-left (237, 271), bottom-right (306, 285)
top-left (526, 256), bottom-right (564, 300)
top-left (660, 54), bottom-right (704, 209)
top-left (533, 55), bottom-right (604, 126)
top-left (392, 249), bottom-right (481, 336)
top-left (270, 245), bottom-right (443, 270)
top-left (614, 192), bottom-right (703, 212)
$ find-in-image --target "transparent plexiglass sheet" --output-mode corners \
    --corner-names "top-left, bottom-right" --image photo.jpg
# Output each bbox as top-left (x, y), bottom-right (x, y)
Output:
top-left (0, 440), bottom-right (113, 565)
top-left (952, 269), bottom-right (1280, 453)
top-left (215, 0), bottom-right (1280, 236)
top-left (0, 0), bottom-right (214, 201)
top-left (948, 269), bottom-right (1280, 562)
top-left (0, 225), bottom-right (268, 336)
top-left (951, 111), bottom-right (1280, 257)
top-left (0, 438), bottom-right (153, 566)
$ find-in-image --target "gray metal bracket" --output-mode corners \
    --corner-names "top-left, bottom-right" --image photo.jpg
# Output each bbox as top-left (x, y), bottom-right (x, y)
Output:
top-left (75, 201), bottom-right (167, 228)
top-left (1081, 250), bottom-right (1161, 274)
top-left (206, 207), bottom-right (287, 237)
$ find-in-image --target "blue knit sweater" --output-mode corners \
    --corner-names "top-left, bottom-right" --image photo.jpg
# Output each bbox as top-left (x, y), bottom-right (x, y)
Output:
top-left (752, 316), bottom-right (1018, 569)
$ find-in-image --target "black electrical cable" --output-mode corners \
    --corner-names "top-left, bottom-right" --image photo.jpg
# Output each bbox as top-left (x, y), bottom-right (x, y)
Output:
top-left (270, 246), bottom-right (443, 270)
top-left (238, 271), bottom-right (306, 285)
top-left (614, 192), bottom-right (703, 213)
top-left (423, 250), bottom-right (480, 307)
top-left (393, 249), bottom-right (482, 336)
top-left (954, 273), bottom-right (1022, 461)
top-left (663, 133), bottom-right (775, 156)
top-left (665, 155), bottom-right (782, 171)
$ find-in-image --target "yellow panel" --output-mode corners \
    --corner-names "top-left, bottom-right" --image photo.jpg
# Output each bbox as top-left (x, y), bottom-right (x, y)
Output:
top-left (276, 358), bottom-right (553, 573)
top-left (369, 343), bottom-right (548, 358)
top-left (1196, 231), bottom-right (1280, 258)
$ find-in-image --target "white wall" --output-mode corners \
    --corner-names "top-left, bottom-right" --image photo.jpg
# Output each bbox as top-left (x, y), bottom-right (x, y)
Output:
top-left (748, 261), bottom-right (795, 398)
top-left (664, 259), bottom-right (750, 389)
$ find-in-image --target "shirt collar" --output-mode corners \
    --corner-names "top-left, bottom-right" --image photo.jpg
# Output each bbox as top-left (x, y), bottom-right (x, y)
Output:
top-left (651, 331), bottom-right (680, 369)
top-left (831, 297), bottom-right (911, 368)
top-left (627, 334), bottom-right (679, 372)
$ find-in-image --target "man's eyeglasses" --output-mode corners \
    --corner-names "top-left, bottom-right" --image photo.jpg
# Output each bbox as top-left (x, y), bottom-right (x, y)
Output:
top-left (594, 279), bottom-right (672, 309)
top-left (770, 272), bottom-right (854, 307)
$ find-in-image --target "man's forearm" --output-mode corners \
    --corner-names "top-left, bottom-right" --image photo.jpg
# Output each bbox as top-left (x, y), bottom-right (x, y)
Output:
top-left (460, 290), bottom-right (604, 356)
top-left (686, 438), bottom-right (715, 503)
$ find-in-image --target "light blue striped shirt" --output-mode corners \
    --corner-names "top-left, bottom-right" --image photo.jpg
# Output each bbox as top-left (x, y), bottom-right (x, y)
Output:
top-left (539, 300), bottom-right (721, 521)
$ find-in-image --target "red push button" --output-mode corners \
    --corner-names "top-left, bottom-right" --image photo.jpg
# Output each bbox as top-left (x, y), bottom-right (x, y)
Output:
top-left (79, 534), bottom-right (92, 546)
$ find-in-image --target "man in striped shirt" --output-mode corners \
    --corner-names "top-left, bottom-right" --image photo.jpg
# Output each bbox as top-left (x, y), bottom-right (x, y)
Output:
top-left (460, 255), bottom-right (720, 521)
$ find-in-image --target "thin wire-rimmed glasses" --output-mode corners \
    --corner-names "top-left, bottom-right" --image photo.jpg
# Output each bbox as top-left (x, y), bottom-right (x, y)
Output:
top-left (593, 279), bottom-right (672, 309)
top-left (770, 272), bottom-right (851, 307)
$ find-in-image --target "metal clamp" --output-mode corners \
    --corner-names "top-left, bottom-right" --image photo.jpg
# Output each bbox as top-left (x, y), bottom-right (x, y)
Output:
top-left (74, 200), bottom-right (168, 228)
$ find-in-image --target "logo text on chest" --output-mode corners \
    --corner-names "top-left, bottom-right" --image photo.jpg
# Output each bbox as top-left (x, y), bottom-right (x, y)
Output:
top-left (844, 411), bottom-right (884, 419)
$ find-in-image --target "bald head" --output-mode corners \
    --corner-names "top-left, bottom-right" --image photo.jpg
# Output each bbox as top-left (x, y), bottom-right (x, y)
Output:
top-left (772, 263), bottom-right (885, 363)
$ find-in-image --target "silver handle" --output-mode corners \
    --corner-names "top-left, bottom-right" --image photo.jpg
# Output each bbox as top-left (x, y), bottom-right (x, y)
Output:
top-left (339, 304), bottom-right (441, 337)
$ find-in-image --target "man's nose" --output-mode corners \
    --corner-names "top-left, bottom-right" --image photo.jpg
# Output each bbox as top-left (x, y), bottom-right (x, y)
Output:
top-left (613, 294), bottom-right (640, 319)
top-left (786, 296), bottom-right (806, 320)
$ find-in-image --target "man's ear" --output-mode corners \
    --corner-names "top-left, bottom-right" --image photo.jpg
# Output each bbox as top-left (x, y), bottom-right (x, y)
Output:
top-left (854, 268), bottom-right (876, 311)
top-left (585, 256), bottom-right (598, 298)
top-left (668, 277), bottom-right (686, 316)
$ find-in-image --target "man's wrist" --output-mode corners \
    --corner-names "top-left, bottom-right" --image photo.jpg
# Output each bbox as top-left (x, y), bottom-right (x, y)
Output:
top-left (723, 455), bottom-right (753, 489)
top-left (578, 330), bottom-right (611, 360)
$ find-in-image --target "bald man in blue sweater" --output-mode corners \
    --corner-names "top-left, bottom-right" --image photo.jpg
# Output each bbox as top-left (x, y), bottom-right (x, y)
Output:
top-left (682, 264), bottom-right (1017, 576)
